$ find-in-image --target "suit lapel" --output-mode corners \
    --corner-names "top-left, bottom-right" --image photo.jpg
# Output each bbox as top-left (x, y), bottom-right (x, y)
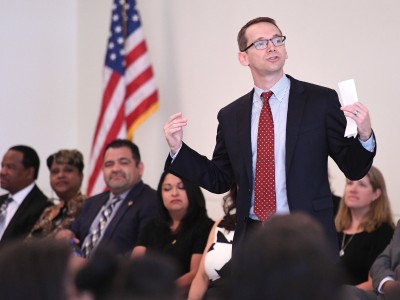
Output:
top-left (0, 195), bottom-right (9, 206)
top-left (286, 76), bottom-right (306, 174)
top-left (102, 184), bottom-right (141, 240)
top-left (2, 185), bottom-right (46, 241)
top-left (92, 194), bottom-right (109, 218)
top-left (104, 197), bottom-right (135, 239)
top-left (3, 186), bottom-right (37, 236)
top-left (237, 90), bottom-right (254, 185)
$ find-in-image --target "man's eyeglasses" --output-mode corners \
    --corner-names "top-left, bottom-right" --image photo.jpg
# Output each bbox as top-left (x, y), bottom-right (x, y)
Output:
top-left (241, 36), bottom-right (286, 52)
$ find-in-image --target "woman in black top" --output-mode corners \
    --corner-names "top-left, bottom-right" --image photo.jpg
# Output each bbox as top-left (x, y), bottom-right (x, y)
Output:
top-left (335, 166), bottom-right (394, 290)
top-left (132, 171), bottom-right (214, 294)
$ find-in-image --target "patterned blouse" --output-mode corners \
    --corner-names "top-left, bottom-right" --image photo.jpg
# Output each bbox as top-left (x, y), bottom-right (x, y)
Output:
top-left (28, 192), bottom-right (85, 238)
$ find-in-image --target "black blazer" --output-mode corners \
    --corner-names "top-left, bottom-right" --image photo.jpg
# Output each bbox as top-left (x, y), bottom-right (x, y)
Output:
top-left (0, 184), bottom-right (49, 246)
top-left (71, 180), bottom-right (157, 255)
top-left (166, 75), bottom-right (375, 249)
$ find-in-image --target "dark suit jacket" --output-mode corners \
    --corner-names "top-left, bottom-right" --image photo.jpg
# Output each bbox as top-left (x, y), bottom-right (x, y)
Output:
top-left (166, 75), bottom-right (375, 249)
top-left (0, 184), bottom-right (49, 246)
top-left (71, 180), bottom-right (157, 255)
top-left (371, 220), bottom-right (400, 292)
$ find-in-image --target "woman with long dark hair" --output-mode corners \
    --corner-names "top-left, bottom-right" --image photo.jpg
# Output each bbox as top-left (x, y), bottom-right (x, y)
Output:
top-left (132, 171), bottom-right (214, 294)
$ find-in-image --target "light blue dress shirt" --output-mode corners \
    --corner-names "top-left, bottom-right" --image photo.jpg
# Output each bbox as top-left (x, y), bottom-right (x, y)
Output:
top-left (249, 75), bottom-right (291, 219)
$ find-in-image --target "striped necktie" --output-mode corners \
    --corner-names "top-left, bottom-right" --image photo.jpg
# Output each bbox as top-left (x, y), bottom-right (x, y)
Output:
top-left (0, 197), bottom-right (13, 217)
top-left (81, 196), bottom-right (121, 258)
top-left (0, 197), bottom-right (13, 235)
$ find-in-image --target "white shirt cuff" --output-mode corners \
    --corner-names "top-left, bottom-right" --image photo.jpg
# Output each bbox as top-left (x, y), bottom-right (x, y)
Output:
top-left (378, 276), bottom-right (395, 294)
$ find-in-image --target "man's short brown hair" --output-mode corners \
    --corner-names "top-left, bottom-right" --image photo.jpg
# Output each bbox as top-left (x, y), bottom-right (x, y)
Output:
top-left (237, 17), bottom-right (282, 52)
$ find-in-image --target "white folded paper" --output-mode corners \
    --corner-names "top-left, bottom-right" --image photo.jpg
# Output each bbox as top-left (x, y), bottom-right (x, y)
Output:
top-left (338, 79), bottom-right (358, 138)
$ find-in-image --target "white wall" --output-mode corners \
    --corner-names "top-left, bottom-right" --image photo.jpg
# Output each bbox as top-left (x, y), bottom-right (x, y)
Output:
top-left (1, 0), bottom-right (399, 220)
top-left (0, 0), bottom-right (78, 199)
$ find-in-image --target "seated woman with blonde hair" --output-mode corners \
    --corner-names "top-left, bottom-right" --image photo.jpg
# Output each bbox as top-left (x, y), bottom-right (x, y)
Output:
top-left (336, 165), bottom-right (394, 291)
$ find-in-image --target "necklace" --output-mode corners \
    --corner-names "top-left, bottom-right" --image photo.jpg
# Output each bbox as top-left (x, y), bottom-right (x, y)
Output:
top-left (339, 233), bottom-right (355, 257)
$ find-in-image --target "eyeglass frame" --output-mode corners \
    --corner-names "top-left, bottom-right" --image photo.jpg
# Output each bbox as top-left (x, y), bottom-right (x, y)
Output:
top-left (241, 36), bottom-right (286, 52)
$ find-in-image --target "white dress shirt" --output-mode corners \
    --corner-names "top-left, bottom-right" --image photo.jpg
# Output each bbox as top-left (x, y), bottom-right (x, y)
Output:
top-left (0, 182), bottom-right (35, 239)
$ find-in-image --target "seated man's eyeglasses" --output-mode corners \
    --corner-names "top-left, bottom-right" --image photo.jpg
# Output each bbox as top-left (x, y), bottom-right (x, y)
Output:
top-left (241, 36), bottom-right (286, 52)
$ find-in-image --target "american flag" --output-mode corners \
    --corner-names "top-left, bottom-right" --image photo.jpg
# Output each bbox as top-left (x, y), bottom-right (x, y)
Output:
top-left (86, 0), bottom-right (158, 197)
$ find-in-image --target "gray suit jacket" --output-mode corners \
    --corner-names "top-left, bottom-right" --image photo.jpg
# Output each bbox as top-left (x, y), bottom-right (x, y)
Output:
top-left (371, 220), bottom-right (400, 291)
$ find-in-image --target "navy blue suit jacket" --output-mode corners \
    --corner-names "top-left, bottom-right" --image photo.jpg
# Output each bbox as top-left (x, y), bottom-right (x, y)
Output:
top-left (166, 75), bottom-right (375, 249)
top-left (0, 184), bottom-right (50, 246)
top-left (71, 180), bottom-right (157, 255)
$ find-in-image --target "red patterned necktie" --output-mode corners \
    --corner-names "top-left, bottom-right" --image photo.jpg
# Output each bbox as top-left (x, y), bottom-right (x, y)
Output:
top-left (254, 91), bottom-right (276, 222)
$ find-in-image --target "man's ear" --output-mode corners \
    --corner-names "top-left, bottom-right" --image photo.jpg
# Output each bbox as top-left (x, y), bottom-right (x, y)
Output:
top-left (138, 161), bottom-right (144, 177)
top-left (25, 166), bottom-right (35, 181)
top-left (238, 51), bottom-right (249, 66)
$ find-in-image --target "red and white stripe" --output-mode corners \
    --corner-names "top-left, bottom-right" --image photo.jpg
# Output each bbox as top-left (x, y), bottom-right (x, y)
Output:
top-left (86, 26), bottom-right (158, 197)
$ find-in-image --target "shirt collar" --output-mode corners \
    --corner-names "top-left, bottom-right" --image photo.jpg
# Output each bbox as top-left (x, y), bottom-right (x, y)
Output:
top-left (109, 180), bottom-right (143, 202)
top-left (9, 182), bottom-right (36, 205)
top-left (254, 74), bottom-right (290, 103)
top-left (110, 189), bottom-right (129, 202)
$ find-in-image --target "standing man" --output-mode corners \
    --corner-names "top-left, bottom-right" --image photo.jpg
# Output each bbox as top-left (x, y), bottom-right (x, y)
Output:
top-left (0, 145), bottom-right (50, 245)
top-left (164, 17), bottom-right (375, 249)
top-left (59, 139), bottom-right (157, 257)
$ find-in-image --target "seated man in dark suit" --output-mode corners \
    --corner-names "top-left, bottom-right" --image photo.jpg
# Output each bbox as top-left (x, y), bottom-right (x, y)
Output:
top-left (58, 139), bottom-right (157, 257)
top-left (0, 145), bottom-right (50, 246)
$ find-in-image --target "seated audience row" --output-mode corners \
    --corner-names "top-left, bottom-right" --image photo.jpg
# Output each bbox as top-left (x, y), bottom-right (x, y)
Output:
top-left (1, 140), bottom-right (215, 299)
top-left (1, 140), bottom-right (397, 300)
